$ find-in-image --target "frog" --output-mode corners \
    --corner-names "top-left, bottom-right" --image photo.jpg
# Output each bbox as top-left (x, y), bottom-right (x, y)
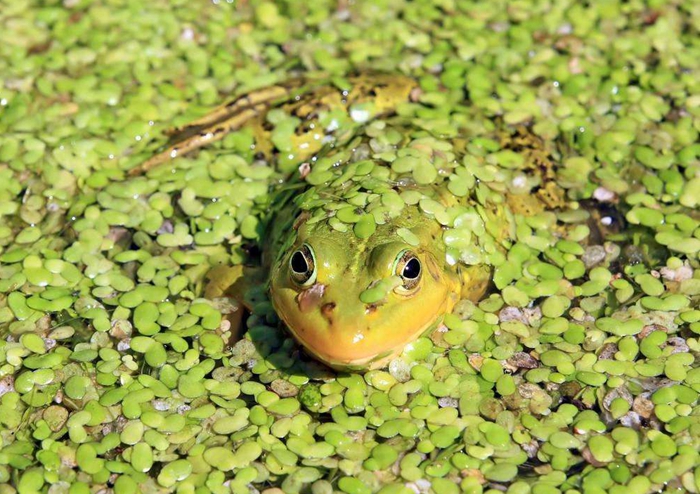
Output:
top-left (131, 73), bottom-right (578, 371)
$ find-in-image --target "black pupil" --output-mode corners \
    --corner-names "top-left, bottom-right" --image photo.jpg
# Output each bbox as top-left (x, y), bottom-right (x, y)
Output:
top-left (291, 251), bottom-right (308, 274)
top-left (403, 258), bottom-right (421, 279)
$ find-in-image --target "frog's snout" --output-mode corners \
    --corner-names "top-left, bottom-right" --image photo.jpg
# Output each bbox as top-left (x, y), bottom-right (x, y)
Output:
top-left (295, 283), bottom-right (377, 324)
top-left (279, 285), bottom-right (413, 368)
top-left (320, 300), bottom-right (379, 325)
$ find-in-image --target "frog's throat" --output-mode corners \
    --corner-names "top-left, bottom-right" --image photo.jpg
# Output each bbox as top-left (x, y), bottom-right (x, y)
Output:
top-left (273, 291), bottom-right (459, 371)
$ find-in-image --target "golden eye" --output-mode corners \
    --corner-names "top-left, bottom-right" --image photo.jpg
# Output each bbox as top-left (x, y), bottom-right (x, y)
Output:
top-left (393, 249), bottom-right (421, 293)
top-left (289, 244), bottom-right (317, 287)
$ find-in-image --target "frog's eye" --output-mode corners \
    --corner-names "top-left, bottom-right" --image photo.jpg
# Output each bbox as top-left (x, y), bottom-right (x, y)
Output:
top-left (393, 249), bottom-right (422, 293)
top-left (289, 244), bottom-right (317, 287)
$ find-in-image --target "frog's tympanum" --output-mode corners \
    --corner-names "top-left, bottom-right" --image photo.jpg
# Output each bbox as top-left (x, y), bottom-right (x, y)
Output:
top-left (132, 74), bottom-right (570, 370)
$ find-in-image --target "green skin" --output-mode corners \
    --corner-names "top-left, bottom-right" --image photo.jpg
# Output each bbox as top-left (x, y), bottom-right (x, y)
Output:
top-left (139, 74), bottom-right (552, 370)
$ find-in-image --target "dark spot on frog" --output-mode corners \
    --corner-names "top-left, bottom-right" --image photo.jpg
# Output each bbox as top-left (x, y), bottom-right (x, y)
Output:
top-left (365, 304), bottom-right (378, 315)
top-left (642, 10), bottom-right (660, 26)
top-left (28, 40), bottom-right (52, 55)
top-left (321, 302), bottom-right (336, 323)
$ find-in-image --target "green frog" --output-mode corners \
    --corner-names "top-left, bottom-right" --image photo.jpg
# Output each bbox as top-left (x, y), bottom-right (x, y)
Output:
top-left (131, 74), bottom-right (573, 370)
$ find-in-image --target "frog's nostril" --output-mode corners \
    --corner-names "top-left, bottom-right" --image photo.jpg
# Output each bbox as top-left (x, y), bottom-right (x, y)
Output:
top-left (321, 302), bottom-right (336, 318)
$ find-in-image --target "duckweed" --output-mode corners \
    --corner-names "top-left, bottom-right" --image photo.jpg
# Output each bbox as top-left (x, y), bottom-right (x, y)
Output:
top-left (1, 0), bottom-right (700, 493)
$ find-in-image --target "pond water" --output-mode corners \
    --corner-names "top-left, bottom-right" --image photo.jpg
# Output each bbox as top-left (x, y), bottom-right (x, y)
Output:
top-left (0, 1), bottom-right (699, 493)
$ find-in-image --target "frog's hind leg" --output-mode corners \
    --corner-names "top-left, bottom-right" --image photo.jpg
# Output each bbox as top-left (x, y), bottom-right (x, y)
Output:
top-left (130, 73), bottom-right (417, 177)
top-left (130, 103), bottom-right (267, 176)
top-left (128, 80), bottom-right (308, 176)
top-left (500, 125), bottom-right (628, 247)
top-left (164, 79), bottom-right (306, 138)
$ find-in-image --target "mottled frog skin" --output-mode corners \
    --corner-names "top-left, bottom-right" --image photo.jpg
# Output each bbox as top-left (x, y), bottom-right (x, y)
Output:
top-left (133, 74), bottom-right (568, 370)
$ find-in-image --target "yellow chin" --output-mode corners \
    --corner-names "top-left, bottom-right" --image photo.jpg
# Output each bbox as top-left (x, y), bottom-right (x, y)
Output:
top-left (284, 314), bottom-right (441, 371)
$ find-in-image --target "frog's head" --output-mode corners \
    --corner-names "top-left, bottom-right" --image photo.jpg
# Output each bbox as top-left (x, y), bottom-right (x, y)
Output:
top-left (270, 207), bottom-right (462, 370)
